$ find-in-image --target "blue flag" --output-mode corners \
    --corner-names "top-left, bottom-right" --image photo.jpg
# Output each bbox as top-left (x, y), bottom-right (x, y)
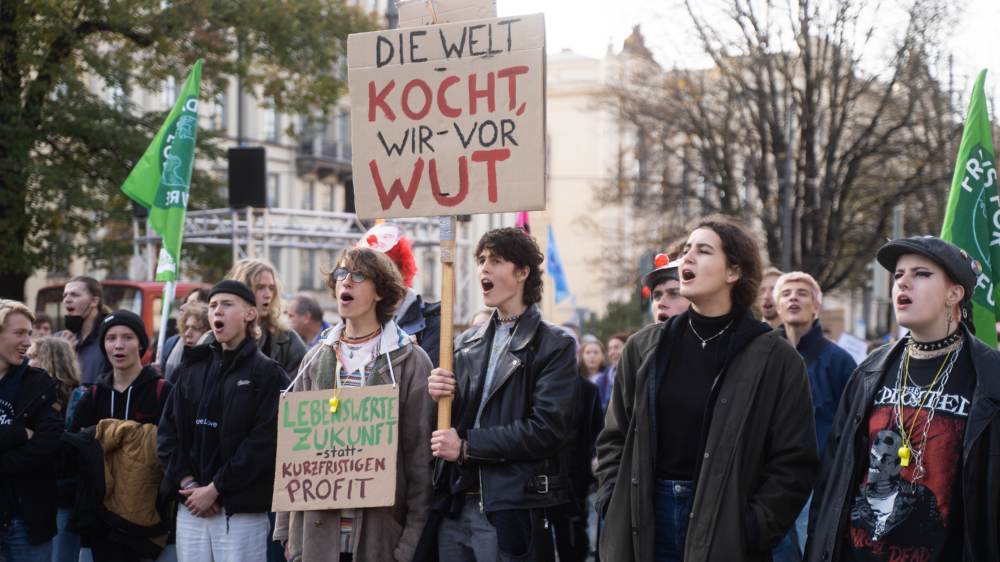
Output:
top-left (547, 226), bottom-right (570, 304)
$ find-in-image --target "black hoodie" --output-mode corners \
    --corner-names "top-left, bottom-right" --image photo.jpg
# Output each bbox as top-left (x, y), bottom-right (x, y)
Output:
top-left (157, 337), bottom-right (289, 514)
top-left (0, 360), bottom-right (63, 544)
top-left (71, 365), bottom-right (171, 432)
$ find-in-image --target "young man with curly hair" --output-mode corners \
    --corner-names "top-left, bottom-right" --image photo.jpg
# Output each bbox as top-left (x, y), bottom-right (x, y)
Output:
top-left (425, 227), bottom-right (578, 561)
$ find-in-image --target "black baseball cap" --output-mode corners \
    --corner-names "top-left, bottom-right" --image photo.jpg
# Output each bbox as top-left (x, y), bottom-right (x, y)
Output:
top-left (876, 236), bottom-right (979, 302)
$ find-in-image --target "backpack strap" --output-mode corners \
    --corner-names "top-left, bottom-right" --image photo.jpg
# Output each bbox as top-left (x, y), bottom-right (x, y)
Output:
top-left (156, 378), bottom-right (167, 402)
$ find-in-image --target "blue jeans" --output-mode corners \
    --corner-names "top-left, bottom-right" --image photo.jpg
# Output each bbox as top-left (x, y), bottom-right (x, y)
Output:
top-left (654, 480), bottom-right (693, 562)
top-left (52, 508), bottom-right (80, 562)
top-left (1, 517), bottom-right (53, 562)
top-left (773, 493), bottom-right (811, 562)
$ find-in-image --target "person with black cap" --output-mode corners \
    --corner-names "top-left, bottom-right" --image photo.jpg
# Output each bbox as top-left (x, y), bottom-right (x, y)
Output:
top-left (68, 310), bottom-right (173, 562)
top-left (642, 253), bottom-right (690, 324)
top-left (157, 280), bottom-right (290, 562)
top-left (71, 310), bottom-right (171, 432)
top-left (806, 235), bottom-right (1000, 562)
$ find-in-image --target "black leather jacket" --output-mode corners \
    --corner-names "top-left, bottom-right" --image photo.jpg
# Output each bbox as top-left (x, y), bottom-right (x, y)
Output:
top-left (437, 305), bottom-right (578, 512)
top-left (805, 325), bottom-right (1000, 562)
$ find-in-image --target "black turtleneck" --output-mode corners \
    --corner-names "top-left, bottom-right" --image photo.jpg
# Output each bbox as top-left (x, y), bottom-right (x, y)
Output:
top-left (655, 307), bottom-right (738, 480)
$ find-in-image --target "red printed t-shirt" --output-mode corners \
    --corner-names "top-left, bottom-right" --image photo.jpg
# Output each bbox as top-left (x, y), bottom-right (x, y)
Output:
top-left (843, 345), bottom-right (975, 562)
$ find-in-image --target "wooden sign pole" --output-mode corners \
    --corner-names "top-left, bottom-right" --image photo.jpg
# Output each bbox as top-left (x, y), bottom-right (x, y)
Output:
top-left (437, 215), bottom-right (456, 430)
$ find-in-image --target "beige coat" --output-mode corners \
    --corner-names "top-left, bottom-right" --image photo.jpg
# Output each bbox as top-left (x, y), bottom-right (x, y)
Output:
top-left (274, 323), bottom-right (434, 562)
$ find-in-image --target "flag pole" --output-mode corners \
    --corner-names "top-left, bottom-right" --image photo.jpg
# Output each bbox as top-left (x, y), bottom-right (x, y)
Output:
top-left (437, 216), bottom-right (456, 430)
top-left (156, 281), bottom-right (175, 363)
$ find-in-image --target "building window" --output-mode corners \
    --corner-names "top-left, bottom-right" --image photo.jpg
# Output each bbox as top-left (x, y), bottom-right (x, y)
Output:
top-left (300, 249), bottom-right (317, 290)
top-left (161, 76), bottom-right (176, 110)
top-left (267, 173), bottom-right (280, 208)
top-left (302, 182), bottom-right (315, 210)
top-left (210, 92), bottom-right (226, 130)
top-left (320, 184), bottom-right (334, 212)
top-left (329, 183), bottom-right (339, 212)
top-left (265, 105), bottom-right (281, 142)
top-left (269, 248), bottom-right (282, 277)
top-left (338, 110), bottom-right (351, 158)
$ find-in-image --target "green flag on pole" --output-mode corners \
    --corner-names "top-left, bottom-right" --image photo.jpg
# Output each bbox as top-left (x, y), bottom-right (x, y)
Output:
top-left (940, 69), bottom-right (999, 347)
top-left (121, 59), bottom-right (203, 282)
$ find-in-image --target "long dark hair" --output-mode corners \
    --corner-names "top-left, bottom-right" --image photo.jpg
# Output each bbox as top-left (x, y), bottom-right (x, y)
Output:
top-left (690, 215), bottom-right (762, 311)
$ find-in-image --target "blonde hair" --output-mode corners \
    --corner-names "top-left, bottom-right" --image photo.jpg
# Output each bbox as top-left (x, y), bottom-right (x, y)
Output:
top-left (773, 271), bottom-right (824, 307)
top-left (226, 259), bottom-right (287, 333)
top-left (762, 267), bottom-right (784, 280)
top-left (180, 302), bottom-right (210, 336)
top-left (0, 300), bottom-right (34, 331)
top-left (27, 337), bottom-right (80, 411)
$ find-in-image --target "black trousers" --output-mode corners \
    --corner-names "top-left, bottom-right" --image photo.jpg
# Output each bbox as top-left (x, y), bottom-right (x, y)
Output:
top-left (547, 501), bottom-right (589, 562)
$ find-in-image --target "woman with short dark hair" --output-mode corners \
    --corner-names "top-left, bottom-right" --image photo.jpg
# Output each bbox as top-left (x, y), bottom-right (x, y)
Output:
top-left (274, 247), bottom-right (433, 561)
top-left (596, 215), bottom-right (818, 562)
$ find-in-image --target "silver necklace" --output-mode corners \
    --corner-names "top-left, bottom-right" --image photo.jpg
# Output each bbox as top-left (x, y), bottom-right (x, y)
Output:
top-left (892, 340), bottom-right (962, 480)
top-left (688, 317), bottom-right (735, 349)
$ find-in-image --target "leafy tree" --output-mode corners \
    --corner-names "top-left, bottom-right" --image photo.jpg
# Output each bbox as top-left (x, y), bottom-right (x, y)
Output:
top-left (0, 0), bottom-right (374, 300)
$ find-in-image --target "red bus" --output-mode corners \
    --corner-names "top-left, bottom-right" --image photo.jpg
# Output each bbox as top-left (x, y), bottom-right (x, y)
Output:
top-left (35, 280), bottom-right (208, 363)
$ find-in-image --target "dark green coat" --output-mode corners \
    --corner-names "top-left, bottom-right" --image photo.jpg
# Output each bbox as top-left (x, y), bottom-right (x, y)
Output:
top-left (595, 312), bottom-right (819, 561)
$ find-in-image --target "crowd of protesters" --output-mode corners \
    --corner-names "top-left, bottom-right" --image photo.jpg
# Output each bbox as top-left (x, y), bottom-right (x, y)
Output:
top-left (0, 215), bottom-right (997, 562)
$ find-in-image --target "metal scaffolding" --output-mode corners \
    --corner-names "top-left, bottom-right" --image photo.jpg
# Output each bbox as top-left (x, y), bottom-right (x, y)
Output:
top-left (131, 207), bottom-right (477, 319)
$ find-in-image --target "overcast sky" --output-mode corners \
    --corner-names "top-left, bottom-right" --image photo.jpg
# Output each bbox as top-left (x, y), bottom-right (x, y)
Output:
top-left (498, 0), bottom-right (1000, 111)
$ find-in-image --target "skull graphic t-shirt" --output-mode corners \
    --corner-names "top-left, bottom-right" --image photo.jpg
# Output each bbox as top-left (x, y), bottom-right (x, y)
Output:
top-left (843, 343), bottom-right (975, 562)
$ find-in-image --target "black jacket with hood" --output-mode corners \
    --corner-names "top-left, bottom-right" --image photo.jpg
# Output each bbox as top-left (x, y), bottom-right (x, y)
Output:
top-left (157, 337), bottom-right (289, 514)
top-left (805, 325), bottom-right (1000, 562)
top-left (0, 361), bottom-right (63, 544)
top-left (71, 365), bottom-right (171, 432)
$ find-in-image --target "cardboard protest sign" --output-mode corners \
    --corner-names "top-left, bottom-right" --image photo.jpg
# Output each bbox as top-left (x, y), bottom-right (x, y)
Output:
top-left (347, 14), bottom-right (546, 219)
top-left (272, 386), bottom-right (399, 512)
top-left (397, 0), bottom-right (496, 28)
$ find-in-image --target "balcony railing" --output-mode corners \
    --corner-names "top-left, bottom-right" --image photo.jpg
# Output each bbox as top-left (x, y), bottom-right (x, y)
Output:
top-left (296, 136), bottom-right (352, 181)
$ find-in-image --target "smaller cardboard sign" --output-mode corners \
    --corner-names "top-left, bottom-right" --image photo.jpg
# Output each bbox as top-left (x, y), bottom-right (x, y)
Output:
top-left (272, 386), bottom-right (399, 512)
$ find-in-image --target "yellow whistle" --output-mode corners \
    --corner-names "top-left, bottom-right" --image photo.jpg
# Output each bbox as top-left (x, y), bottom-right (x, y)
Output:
top-left (898, 446), bottom-right (911, 467)
top-left (329, 396), bottom-right (340, 414)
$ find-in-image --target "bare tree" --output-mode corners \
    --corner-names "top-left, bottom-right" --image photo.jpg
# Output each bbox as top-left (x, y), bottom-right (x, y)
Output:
top-left (600, 0), bottom-right (960, 291)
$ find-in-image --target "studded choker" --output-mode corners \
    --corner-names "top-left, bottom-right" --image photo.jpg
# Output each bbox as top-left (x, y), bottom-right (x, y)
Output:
top-left (907, 331), bottom-right (963, 359)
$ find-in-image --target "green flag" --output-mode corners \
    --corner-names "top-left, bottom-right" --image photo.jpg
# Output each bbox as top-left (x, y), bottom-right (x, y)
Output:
top-left (121, 59), bottom-right (203, 282)
top-left (940, 69), bottom-right (999, 347)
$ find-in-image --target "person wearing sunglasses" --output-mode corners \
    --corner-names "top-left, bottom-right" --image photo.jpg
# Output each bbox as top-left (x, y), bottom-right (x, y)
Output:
top-left (274, 248), bottom-right (433, 562)
top-left (358, 223), bottom-right (443, 368)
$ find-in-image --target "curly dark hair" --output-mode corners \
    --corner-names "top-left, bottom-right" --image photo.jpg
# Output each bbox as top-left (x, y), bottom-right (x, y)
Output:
top-left (689, 215), bottom-right (762, 311)
top-left (327, 248), bottom-right (407, 326)
top-left (474, 227), bottom-right (544, 306)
